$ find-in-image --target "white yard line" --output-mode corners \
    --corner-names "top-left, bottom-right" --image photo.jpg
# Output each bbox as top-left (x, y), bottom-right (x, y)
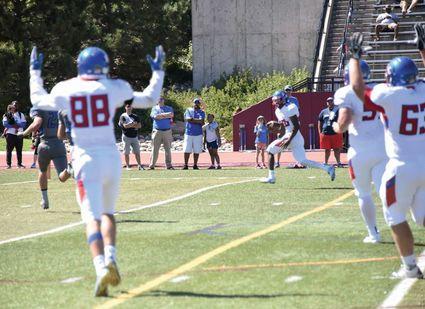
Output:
top-left (0, 179), bottom-right (256, 246)
top-left (378, 250), bottom-right (425, 308)
top-left (0, 180), bottom-right (38, 186)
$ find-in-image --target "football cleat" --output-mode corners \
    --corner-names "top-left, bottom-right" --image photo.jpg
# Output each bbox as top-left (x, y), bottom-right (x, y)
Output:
top-left (260, 177), bottom-right (276, 184)
top-left (138, 165), bottom-right (145, 171)
top-left (40, 200), bottom-right (49, 210)
top-left (106, 261), bottom-right (121, 287)
top-left (94, 268), bottom-right (111, 297)
top-left (391, 265), bottom-right (424, 279)
top-left (66, 163), bottom-right (74, 178)
top-left (327, 165), bottom-right (336, 181)
top-left (363, 233), bottom-right (381, 244)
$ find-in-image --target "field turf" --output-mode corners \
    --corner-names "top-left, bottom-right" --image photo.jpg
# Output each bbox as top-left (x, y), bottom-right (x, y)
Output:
top-left (0, 167), bottom-right (424, 308)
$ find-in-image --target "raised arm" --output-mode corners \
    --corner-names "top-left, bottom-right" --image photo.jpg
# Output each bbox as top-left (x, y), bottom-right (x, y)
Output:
top-left (29, 47), bottom-right (61, 111)
top-left (348, 33), bottom-right (366, 102)
top-left (414, 23), bottom-right (425, 67)
top-left (132, 46), bottom-right (165, 109)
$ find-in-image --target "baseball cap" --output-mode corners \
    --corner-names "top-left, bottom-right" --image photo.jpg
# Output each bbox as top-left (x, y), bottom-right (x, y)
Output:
top-left (284, 85), bottom-right (293, 92)
top-left (193, 98), bottom-right (201, 104)
top-left (326, 97), bottom-right (334, 102)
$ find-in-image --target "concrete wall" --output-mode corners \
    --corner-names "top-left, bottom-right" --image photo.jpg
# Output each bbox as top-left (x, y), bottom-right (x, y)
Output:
top-left (192, 0), bottom-right (324, 88)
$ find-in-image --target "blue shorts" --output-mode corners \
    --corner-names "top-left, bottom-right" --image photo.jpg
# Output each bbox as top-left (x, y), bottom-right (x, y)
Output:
top-left (206, 140), bottom-right (218, 149)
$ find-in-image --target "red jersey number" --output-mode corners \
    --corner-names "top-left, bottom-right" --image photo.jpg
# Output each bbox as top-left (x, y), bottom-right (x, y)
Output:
top-left (362, 105), bottom-right (377, 121)
top-left (399, 103), bottom-right (425, 135)
top-left (70, 95), bottom-right (110, 128)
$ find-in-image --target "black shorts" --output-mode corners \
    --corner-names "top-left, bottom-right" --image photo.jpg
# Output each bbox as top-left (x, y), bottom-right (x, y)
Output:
top-left (206, 140), bottom-right (218, 149)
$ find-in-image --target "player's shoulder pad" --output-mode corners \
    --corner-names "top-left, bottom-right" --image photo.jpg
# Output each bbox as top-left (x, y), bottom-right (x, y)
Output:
top-left (286, 103), bottom-right (299, 114)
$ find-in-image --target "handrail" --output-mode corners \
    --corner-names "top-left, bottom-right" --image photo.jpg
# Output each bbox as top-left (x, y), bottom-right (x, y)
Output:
top-left (336, 0), bottom-right (354, 76)
top-left (292, 76), bottom-right (344, 92)
top-left (312, 0), bottom-right (332, 80)
top-left (313, 0), bottom-right (335, 87)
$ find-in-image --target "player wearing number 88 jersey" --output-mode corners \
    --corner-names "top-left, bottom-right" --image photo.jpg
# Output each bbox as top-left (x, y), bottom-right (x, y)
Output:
top-left (333, 61), bottom-right (387, 244)
top-left (29, 45), bottom-right (165, 296)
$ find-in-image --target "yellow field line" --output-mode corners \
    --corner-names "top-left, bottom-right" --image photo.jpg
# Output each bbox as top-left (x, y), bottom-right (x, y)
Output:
top-left (97, 190), bottom-right (355, 309)
top-left (202, 256), bottom-right (400, 272)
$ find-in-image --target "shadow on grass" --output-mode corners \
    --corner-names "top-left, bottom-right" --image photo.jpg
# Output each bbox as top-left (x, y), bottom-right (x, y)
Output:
top-left (116, 219), bottom-right (178, 224)
top-left (134, 290), bottom-right (333, 299)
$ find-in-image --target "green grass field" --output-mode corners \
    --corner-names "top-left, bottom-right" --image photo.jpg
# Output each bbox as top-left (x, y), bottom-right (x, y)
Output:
top-left (0, 168), bottom-right (424, 308)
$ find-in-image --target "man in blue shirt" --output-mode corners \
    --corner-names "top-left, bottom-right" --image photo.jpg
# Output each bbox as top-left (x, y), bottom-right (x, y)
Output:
top-left (149, 97), bottom-right (174, 169)
top-left (284, 85), bottom-right (300, 108)
top-left (183, 98), bottom-right (205, 169)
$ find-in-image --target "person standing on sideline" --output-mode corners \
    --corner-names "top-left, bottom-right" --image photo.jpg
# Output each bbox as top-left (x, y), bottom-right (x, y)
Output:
top-left (254, 115), bottom-right (268, 168)
top-left (318, 97), bottom-right (343, 166)
top-left (183, 98), bottom-right (205, 169)
top-left (2, 102), bottom-right (26, 168)
top-left (149, 97), bottom-right (174, 169)
top-left (118, 102), bottom-right (144, 170)
top-left (203, 113), bottom-right (221, 169)
top-left (29, 44), bottom-right (165, 296)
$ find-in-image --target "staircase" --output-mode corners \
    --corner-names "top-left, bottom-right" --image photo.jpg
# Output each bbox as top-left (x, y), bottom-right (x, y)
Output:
top-left (319, 0), bottom-right (425, 82)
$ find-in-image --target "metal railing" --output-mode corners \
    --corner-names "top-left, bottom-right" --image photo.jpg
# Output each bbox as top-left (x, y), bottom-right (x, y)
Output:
top-left (336, 0), bottom-right (354, 76)
top-left (292, 76), bottom-right (344, 92)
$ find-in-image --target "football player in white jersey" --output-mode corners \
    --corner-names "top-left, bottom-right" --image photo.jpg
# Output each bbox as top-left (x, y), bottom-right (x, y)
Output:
top-left (347, 23), bottom-right (425, 278)
top-left (260, 91), bottom-right (335, 183)
top-left (29, 45), bottom-right (165, 295)
top-left (333, 61), bottom-right (387, 244)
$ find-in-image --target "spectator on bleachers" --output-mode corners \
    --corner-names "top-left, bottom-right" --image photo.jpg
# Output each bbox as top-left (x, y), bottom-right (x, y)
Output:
top-left (375, 5), bottom-right (400, 41)
top-left (318, 97), bottom-right (343, 167)
top-left (400, 0), bottom-right (420, 16)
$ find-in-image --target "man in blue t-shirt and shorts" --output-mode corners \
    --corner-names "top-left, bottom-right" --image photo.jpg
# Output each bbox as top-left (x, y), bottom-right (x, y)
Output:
top-left (183, 98), bottom-right (205, 169)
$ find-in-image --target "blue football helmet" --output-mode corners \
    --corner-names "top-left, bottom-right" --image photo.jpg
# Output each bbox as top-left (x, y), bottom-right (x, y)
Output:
top-left (271, 90), bottom-right (285, 100)
top-left (77, 47), bottom-right (109, 76)
top-left (343, 60), bottom-right (371, 85)
top-left (386, 57), bottom-right (418, 86)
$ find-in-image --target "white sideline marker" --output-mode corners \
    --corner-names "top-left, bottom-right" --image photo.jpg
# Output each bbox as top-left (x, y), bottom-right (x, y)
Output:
top-left (378, 250), bottom-right (425, 308)
top-left (61, 277), bottom-right (83, 284)
top-left (285, 275), bottom-right (303, 283)
top-left (307, 176), bottom-right (316, 179)
top-left (272, 202), bottom-right (283, 206)
top-left (170, 275), bottom-right (190, 283)
top-left (333, 202), bottom-right (344, 206)
top-left (20, 205), bottom-right (32, 208)
top-left (0, 179), bottom-right (256, 246)
top-left (210, 202), bottom-right (220, 206)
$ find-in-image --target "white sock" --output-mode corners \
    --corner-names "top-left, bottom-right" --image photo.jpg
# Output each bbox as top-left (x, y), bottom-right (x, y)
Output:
top-left (104, 245), bottom-right (116, 265)
top-left (358, 196), bottom-right (378, 236)
top-left (41, 189), bottom-right (48, 203)
top-left (268, 170), bottom-right (276, 179)
top-left (301, 159), bottom-right (328, 172)
top-left (401, 254), bottom-right (416, 268)
top-left (93, 255), bottom-right (106, 276)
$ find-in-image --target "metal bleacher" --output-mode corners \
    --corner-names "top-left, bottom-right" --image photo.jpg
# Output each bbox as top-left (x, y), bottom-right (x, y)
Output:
top-left (319, 0), bottom-right (425, 83)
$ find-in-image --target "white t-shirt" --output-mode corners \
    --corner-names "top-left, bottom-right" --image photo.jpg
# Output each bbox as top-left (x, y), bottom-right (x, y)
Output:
top-left (376, 13), bottom-right (398, 25)
top-left (365, 81), bottom-right (425, 160)
top-left (203, 121), bottom-right (219, 143)
top-left (334, 84), bottom-right (385, 150)
top-left (30, 71), bottom-right (164, 151)
top-left (275, 103), bottom-right (299, 134)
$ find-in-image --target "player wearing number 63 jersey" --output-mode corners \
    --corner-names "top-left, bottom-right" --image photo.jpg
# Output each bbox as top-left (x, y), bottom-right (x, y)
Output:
top-left (348, 25), bottom-right (425, 279)
top-left (333, 61), bottom-right (387, 244)
top-left (261, 91), bottom-right (335, 184)
top-left (29, 45), bottom-right (165, 296)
